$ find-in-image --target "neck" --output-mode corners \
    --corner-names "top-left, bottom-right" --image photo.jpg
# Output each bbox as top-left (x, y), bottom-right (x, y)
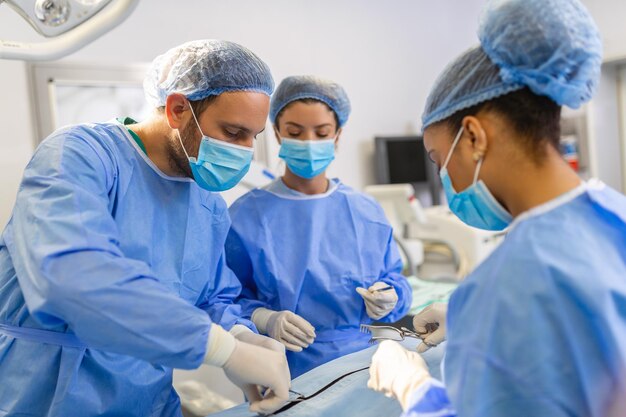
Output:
top-left (495, 146), bottom-right (582, 217)
top-left (282, 169), bottom-right (329, 195)
top-left (127, 116), bottom-right (183, 177)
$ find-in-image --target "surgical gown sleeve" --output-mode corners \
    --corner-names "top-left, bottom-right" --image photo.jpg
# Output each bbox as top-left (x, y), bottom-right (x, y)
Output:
top-left (197, 247), bottom-right (256, 332)
top-left (418, 231), bottom-right (598, 417)
top-left (4, 131), bottom-right (212, 369)
top-left (375, 231), bottom-right (412, 322)
top-left (402, 379), bottom-right (456, 417)
top-left (401, 259), bottom-right (582, 417)
top-left (225, 226), bottom-right (266, 318)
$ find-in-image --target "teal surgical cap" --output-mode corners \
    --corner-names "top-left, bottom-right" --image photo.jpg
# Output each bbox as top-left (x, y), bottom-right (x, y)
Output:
top-left (422, 0), bottom-right (602, 129)
top-left (270, 75), bottom-right (351, 127)
top-left (144, 39), bottom-right (274, 108)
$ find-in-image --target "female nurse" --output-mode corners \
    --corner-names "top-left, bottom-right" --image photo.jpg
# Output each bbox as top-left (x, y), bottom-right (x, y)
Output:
top-left (226, 75), bottom-right (412, 377)
top-left (367, 1), bottom-right (626, 416)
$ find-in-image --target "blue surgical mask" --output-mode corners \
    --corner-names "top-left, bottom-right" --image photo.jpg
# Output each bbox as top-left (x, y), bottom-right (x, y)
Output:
top-left (278, 138), bottom-right (335, 179)
top-left (177, 105), bottom-right (253, 192)
top-left (439, 127), bottom-right (512, 231)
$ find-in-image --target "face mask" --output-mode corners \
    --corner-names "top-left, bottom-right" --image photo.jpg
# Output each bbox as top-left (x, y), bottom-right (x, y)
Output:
top-left (177, 105), bottom-right (253, 192)
top-left (439, 127), bottom-right (512, 231)
top-left (278, 138), bottom-right (335, 179)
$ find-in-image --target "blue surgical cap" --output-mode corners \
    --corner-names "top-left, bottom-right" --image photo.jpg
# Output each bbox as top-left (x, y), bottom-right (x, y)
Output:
top-left (422, 0), bottom-right (602, 129)
top-left (270, 75), bottom-right (351, 127)
top-left (144, 39), bottom-right (274, 108)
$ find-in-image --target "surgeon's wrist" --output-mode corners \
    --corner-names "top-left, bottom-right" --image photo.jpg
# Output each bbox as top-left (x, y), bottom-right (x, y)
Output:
top-left (394, 368), bottom-right (431, 411)
top-left (229, 324), bottom-right (253, 337)
top-left (251, 307), bottom-right (275, 335)
top-left (203, 324), bottom-right (236, 367)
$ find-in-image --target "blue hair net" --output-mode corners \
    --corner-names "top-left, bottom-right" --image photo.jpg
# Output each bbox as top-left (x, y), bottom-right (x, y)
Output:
top-left (144, 39), bottom-right (274, 108)
top-left (422, 0), bottom-right (602, 129)
top-left (270, 75), bottom-right (351, 127)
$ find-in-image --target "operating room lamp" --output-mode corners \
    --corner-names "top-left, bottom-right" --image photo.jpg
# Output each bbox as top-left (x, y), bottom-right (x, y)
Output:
top-left (0, 0), bottom-right (138, 61)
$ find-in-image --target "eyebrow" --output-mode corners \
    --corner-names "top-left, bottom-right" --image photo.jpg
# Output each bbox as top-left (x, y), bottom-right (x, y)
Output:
top-left (284, 122), bottom-right (333, 129)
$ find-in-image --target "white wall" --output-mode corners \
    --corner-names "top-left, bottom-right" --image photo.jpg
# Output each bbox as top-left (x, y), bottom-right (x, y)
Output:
top-left (581, 0), bottom-right (626, 61)
top-left (0, 60), bottom-right (34, 228)
top-left (588, 64), bottom-right (623, 191)
top-left (580, 0), bottom-right (626, 192)
top-left (2, 0), bottom-right (626, 226)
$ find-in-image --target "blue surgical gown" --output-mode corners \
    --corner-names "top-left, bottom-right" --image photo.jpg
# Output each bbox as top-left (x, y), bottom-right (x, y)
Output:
top-left (0, 121), bottom-right (252, 417)
top-left (225, 178), bottom-right (412, 377)
top-left (404, 181), bottom-right (626, 417)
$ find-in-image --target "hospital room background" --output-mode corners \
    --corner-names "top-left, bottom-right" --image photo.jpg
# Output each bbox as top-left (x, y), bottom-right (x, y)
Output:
top-left (1, 0), bottom-right (626, 415)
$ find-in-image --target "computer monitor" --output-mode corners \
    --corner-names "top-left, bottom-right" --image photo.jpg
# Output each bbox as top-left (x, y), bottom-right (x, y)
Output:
top-left (374, 136), bottom-right (441, 205)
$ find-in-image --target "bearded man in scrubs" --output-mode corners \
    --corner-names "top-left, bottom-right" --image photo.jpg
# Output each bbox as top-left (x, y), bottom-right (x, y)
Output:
top-left (0, 40), bottom-right (291, 417)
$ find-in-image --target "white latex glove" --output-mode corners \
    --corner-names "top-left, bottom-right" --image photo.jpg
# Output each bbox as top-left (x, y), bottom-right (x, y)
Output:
top-left (230, 324), bottom-right (286, 354)
top-left (413, 302), bottom-right (447, 353)
top-left (367, 340), bottom-right (431, 411)
top-left (252, 308), bottom-right (316, 352)
top-left (203, 325), bottom-right (290, 415)
top-left (356, 281), bottom-right (399, 320)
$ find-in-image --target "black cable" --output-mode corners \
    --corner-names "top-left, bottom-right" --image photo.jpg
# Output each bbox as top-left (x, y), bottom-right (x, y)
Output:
top-left (269, 367), bottom-right (370, 415)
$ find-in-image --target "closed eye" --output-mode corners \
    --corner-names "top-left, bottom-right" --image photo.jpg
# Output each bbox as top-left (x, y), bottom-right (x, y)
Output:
top-left (224, 129), bottom-right (241, 139)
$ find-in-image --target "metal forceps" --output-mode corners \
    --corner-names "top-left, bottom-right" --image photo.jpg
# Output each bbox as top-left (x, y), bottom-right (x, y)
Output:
top-left (359, 324), bottom-right (435, 348)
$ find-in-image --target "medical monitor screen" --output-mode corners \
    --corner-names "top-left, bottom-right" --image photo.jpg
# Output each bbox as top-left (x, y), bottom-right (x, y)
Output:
top-left (375, 136), bottom-right (428, 184)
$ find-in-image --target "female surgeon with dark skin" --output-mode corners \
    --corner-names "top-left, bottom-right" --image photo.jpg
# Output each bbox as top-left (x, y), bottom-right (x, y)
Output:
top-left (368, 1), bottom-right (626, 417)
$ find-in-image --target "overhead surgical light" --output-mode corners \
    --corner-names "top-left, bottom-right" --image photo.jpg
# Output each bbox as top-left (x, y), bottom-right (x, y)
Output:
top-left (0, 0), bottom-right (139, 61)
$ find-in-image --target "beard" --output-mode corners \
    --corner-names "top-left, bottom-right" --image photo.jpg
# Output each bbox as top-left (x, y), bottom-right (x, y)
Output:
top-left (167, 120), bottom-right (199, 178)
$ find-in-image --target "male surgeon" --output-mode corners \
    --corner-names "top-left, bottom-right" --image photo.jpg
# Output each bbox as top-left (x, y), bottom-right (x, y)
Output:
top-left (0, 40), bottom-right (290, 416)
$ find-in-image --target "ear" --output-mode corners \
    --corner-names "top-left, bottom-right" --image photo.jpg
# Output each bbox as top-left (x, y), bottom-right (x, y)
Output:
top-left (334, 127), bottom-right (343, 149)
top-left (273, 125), bottom-right (282, 145)
top-left (462, 116), bottom-right (488, 160)
top-left (164, 94), bottom-right (189, 130)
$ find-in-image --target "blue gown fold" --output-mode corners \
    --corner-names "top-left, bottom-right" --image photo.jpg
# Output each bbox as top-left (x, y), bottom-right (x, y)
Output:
top-left (0, 121), bottom-right (251, 416)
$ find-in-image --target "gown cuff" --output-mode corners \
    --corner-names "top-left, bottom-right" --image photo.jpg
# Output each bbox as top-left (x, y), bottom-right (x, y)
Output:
top-left (251, 307), bottom-right (275, 335)
top-left (403, 378), bottom-right (455, 416)
top-left (229, 324), bottom-right (253, 337)
top-left (203, 324), bottom-right (236, 367)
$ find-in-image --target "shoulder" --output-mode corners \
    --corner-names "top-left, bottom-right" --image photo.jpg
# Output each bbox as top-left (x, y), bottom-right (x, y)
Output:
top-left (585, 182), bottom-right (626, 224)
top-left (46, 122), bottom-right (126, 150)
top-left (452, 208), bottom-right (625, 327)
top-left (41, 122), bottom-right (128, 163)
top-left (335, 181), bottom-right (389, 221)
top-left (228, 188), bottom-right (269, 219)
top-left (28, 123), bottom-right (126, 185)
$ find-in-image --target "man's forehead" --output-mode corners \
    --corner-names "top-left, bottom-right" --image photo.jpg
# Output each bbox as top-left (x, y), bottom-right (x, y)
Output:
top-left (203, 93), bottom-right (268, 130)
top-left (207, 114), bottom-right (266, 134)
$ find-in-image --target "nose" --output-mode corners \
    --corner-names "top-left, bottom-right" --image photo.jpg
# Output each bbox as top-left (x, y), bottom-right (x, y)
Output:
top-left (241, 136), bottom-right (255, 149)
top-left (302, 130), bottom-right (316, 141)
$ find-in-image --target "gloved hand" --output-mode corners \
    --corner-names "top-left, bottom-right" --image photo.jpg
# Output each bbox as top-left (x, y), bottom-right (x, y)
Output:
top-left (252, 308), bottom-right (316, 352)
top-left (367, 340), bottom-right (431, 411)
top-left (203, 325), bottom-right (291, 415)
top-left (356, 282), bottom-right (398, 320)
top-left (412, 302), bottom-right (447, 353)
top-left (230, 324), bottom-right (286, 354)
